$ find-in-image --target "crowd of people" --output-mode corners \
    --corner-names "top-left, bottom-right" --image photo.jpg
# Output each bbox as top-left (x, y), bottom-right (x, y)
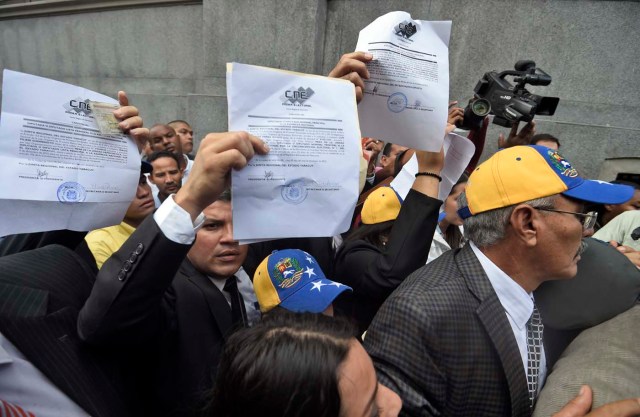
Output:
top-left (0, 51), bottom-right (639, 417)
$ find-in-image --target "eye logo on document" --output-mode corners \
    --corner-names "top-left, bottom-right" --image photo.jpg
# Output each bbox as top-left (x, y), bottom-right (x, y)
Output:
top-left (63, 98), bottom-right (93, 117)
top-left (281, 87), bottom-right (315, 106)
top-left (394, 21), bottom-right (417, 39)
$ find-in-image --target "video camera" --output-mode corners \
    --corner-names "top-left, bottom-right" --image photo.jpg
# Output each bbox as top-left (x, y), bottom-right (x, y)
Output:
top-left (457, 60), bottom-right (560, 130)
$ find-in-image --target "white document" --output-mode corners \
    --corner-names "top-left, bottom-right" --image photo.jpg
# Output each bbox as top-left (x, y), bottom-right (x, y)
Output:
top-left (356, 12), bottom-right (451, 152)
top-left (0, 70), bottom-right (140, 236)
top-left (227, 63), bottom-right (361, 241)
top-left (390, 132), bottom-right (475, 202)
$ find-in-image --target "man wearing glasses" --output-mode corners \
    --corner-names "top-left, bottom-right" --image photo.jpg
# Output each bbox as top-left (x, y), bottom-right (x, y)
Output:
top-left (364, 145), bottom-right (636, 417)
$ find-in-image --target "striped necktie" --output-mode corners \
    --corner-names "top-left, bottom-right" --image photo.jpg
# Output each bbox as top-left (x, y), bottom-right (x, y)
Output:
top-left (526, 304), bottom-right (544, 407)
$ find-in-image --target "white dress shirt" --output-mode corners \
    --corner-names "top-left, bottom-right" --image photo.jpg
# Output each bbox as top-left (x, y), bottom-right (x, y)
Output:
top-left (470, 242), bottom-right (547, 393)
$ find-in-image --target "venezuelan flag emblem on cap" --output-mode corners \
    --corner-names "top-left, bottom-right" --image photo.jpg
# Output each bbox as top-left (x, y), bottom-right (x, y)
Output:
top-left (458, 145), bottom-right (634, 219)
top-left (253, 249), bottom-right (352, 313)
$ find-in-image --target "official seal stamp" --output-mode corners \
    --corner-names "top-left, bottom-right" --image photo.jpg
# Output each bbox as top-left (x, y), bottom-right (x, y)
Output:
top-left (57, 182), bottom-right (86, 203)
top-left (281, 180), bottom-right (308, 205)
top-left (387, 92), bottom-right (407, 113)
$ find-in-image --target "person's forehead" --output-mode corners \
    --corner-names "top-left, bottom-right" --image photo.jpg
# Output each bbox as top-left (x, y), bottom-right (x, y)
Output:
top-left (390, 144), bottom-right (407, 153)
top-left (555, 194), bottom-right (583, 210)
top-left (150, 126), bottom-right (174, 137)
top-left (151, 156), bottom-right (179, 170)
top-left (203, 201), bottom-right (232, 219)
top-left (338, 341), bottom-right (377, 412)
top-left (450, 182), bottom-right (467, 195)
top-left (171, 122), bottom-right (191, 131)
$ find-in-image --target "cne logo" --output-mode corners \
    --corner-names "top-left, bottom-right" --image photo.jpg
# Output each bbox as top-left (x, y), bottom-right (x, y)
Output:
top-left (394, 21), bottom-right (417, 39)
top-left (499, 95), bottom-right (512, 100)
top-left (281, 87), bottom-right (315, 106)
top-left (63, 98), bottom-right (93, 116)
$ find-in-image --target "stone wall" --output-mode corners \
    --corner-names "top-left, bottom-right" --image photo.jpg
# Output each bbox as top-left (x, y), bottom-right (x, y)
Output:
top-left (1, 0), bottom-right (638, 177)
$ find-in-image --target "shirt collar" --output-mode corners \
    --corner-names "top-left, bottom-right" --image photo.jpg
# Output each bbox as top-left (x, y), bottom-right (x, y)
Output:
top-left (470, 242), bottom-right (534, 330)
top-left (0, 334), bottom-right (14, 365)
top-left (119, 221), bottom-right (136, 234)
top-left (208, 269), bottom-right (244, 292)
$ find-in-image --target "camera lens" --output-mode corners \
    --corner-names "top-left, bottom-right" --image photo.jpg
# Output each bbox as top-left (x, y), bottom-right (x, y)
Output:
top-left (457, 98), bottom-right (491, 131)
top-left (470, 99), bottom-right (491, 116)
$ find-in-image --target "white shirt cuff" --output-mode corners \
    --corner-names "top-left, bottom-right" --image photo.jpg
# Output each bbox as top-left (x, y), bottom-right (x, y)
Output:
top-left (153, 194), bottom-right (205, 244)
top-left (366, 172), bottom-right (376, 185)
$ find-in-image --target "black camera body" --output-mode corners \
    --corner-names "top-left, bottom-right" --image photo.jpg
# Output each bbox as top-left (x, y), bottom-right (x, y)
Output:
top-left (458, 60), bottom-right (560, 129)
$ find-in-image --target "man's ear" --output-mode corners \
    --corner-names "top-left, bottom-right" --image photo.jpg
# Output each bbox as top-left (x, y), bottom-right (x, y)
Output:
top-left (509, 205), bottom-right (539, 247)
top-left (379, 155), bottom-right (389, 167)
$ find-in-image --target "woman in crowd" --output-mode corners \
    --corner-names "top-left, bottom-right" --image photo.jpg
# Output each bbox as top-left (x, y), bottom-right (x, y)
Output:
top-left (427, 176), bottom-right (468, 263)
top-left (206, 310), bottom-right (401, 417)
top-left (333, 147), bottom-right (444, 334)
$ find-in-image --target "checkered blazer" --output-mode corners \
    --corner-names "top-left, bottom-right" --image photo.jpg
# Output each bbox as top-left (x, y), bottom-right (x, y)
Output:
top-left (364, 244), bottom-right (531, 417)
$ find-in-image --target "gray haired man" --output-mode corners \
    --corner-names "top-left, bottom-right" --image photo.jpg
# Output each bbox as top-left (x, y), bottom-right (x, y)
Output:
top-left (364, 145), bottom-right (636, 417)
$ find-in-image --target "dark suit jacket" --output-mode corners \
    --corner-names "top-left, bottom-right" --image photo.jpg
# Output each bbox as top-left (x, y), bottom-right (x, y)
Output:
top-left (78, 215), bottom-right (236, 416)
top-left (364, 244), bottom-right (531, 417)
top-left (334, 190), bottom-right (442, 333)
top-left (0, 245), bottom-right (134, 417)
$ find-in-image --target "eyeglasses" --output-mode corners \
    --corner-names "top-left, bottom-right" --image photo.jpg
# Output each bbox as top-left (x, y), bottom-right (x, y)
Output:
top-left (534, 208), bottom-right (598, 231)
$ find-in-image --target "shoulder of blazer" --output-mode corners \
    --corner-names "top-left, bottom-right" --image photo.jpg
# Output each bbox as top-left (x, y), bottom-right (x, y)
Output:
top-left (0, 282), bottom-right (48, 318)
top-left (0, 244), bottom-right (94, 311)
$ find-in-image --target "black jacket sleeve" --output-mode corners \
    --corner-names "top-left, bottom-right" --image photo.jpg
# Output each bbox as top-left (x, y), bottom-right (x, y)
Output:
top-left (333, 189), bottom-right (442, 331)
top-left (78, 215), bottom-right (191, 346)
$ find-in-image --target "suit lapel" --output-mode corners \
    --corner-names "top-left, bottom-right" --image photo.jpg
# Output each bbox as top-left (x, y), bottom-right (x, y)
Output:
top-left (456, 246), bottom-right (531, 417)
top-left (0, 307), bottom-right (129, 417)
top-left (179, 260), bottom-right (233, 340)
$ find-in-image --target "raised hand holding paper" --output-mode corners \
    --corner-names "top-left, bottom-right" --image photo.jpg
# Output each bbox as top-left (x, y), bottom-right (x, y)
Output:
top-left (227, 63), bottom-right (361, 242)
top-left (0, 70), bottom-right (140, 236)
top-left (356, 11), bottom-right (451, 151)
top-left (391, 132), bottom-right (475, 202)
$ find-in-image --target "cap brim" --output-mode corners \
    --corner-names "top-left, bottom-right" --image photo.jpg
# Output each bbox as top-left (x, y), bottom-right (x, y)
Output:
top-left (141, 161), bottom-right (153, 174)
top-left (280, 279), bottom-right (352, 313)
top-left (563, 180), bottom-right (634, 205)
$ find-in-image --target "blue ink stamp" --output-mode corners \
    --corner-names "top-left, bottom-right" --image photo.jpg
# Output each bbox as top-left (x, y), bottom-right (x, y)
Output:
top-left (281, 180), bottom-right (308, 205)
top-left (387, 92), bottom-right (407, 113)
top-left (57, 182), bottom-right (86, 203)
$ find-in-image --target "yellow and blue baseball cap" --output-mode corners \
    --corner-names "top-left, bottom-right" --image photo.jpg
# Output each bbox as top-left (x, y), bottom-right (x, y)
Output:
top-left (361, 186), bottom-right (403, 224)
top-left (458, 145), bottom-right (635, 219)
top-left (253, 249), bottom-right (352, 313)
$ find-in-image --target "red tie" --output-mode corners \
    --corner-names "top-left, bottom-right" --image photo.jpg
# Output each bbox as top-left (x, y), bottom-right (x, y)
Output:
top-left (0, 399), bottom-right (36, 417)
